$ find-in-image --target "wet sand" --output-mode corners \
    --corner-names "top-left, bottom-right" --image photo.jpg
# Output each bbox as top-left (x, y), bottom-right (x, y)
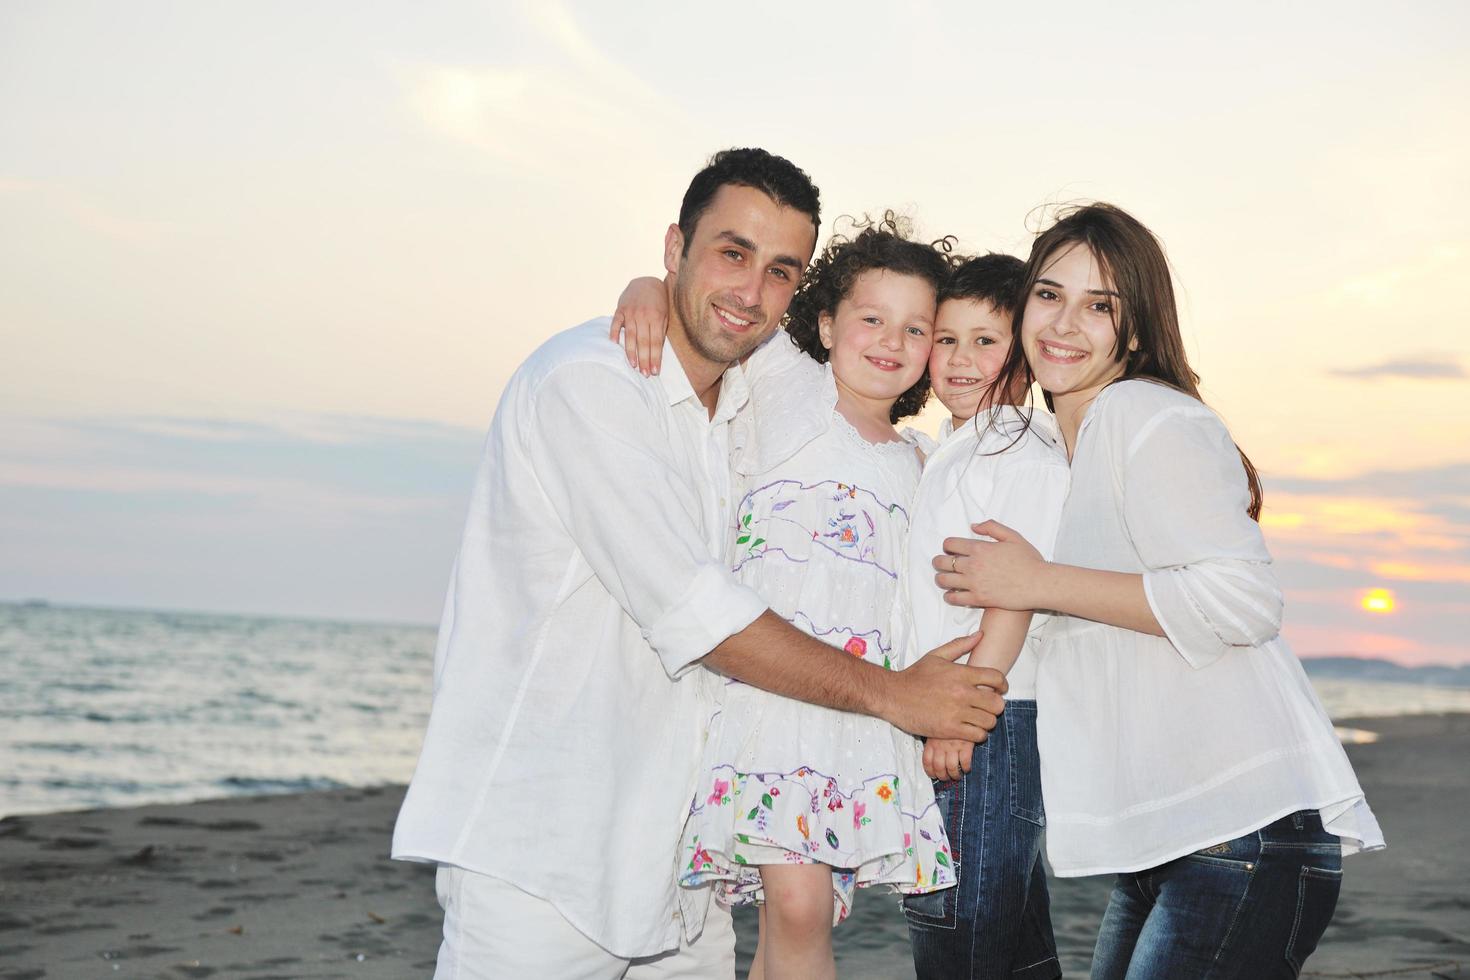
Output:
top-left (2, 714), bottom-right (1466, 978)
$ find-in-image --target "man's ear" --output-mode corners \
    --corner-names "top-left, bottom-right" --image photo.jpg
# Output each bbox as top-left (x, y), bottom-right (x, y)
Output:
top-left (818, 311), bottom-right (835, 350)
top-left (663, 224), bottom-right (684, 276)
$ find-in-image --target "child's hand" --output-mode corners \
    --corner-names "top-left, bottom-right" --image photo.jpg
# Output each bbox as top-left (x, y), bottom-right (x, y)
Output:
top-left (610, 276), bottom-right (670, 376)
top-left (922, 738), bottom-right (974, 782)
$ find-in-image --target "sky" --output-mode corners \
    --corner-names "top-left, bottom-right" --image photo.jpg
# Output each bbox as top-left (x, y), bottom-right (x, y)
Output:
top-left (2, 1), bottom-right (1467, 665)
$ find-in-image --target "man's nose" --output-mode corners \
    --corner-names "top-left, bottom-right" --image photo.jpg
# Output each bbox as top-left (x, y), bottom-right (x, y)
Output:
top-left (730, 265), bottom-right (764, 310)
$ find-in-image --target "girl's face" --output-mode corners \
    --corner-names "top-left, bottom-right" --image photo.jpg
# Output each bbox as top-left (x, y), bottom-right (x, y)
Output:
top-left (818, 269), bottom-right (935, 411)
top-left (1020, 243), bottom-right (1132, 408)
top-left (929, 298), bottom-right (1014, 424)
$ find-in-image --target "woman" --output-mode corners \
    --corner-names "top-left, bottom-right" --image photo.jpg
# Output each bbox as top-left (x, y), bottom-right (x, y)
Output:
top-left (935, 203), bottom-right (1384, 979)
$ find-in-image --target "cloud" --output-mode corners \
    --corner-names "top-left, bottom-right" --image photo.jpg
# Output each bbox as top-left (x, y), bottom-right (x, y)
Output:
top-left (0, 413), bottom-right (486, 623)
top-left (395, 1), bottom-right (683, 171)
top-left (1328, 357), bottom-right (1466, 380)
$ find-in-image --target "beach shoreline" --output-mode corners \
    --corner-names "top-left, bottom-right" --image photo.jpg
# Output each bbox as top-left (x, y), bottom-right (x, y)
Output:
top-left (3, 713), bottom-right (1467, 979)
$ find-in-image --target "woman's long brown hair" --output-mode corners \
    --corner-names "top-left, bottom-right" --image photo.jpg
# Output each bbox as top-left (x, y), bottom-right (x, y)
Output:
top-left (989, 203), bottom-right (1264, 520)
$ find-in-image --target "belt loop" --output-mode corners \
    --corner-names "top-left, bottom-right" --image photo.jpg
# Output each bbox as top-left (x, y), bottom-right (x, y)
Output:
top-left (1292, 811), bottom-right (1305, 830)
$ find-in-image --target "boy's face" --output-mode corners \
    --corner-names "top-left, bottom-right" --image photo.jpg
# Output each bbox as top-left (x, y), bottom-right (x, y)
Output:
top-left (929, 298), bottom-right (1014, 424)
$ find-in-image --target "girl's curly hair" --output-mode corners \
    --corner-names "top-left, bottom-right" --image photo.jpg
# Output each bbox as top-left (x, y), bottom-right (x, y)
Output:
top-left (784, 211), bottom-right (958, 422)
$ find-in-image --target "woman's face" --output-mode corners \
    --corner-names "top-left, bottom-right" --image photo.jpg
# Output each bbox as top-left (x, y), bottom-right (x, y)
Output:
top-left (1020, 243), bottom-right (1131, 408)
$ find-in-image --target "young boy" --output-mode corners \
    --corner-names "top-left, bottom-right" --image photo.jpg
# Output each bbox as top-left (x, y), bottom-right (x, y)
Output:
top-left (898, 254), bottom-right (1070, 980)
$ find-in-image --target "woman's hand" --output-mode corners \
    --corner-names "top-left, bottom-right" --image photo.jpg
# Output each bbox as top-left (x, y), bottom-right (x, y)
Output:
top-left (609, 276), bottom-right (670, 376)
top-left (933, 519), bottom-right (1046, 610)
top-left (922, 738), bottom-right (974, 782)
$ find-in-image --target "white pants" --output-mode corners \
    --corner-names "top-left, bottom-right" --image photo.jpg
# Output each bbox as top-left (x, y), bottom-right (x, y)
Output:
top-left (433, 865), bottom-right (737, 979)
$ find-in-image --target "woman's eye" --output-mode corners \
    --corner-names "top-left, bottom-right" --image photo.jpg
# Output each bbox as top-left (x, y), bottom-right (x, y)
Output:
top-left (1036, 288), bottom-right (1058, 301)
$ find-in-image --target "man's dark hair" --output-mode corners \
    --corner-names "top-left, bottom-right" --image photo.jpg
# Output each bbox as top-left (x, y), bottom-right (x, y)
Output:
top-left (678, 148), bottom-right (821, 252)
top-left (939, 252), bottom-right (1026, 314)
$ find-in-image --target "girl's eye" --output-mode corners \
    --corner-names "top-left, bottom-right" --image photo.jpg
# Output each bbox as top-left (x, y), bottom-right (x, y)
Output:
top-left (978, 337), bottom-right (995, 346)
top-left (935, 336), bottom-right (954, 345)
top-left (1090, 301), bottom-right (1113, 313)
top-left (1035, 288), bottom-right (1058, 301)
top-left (863, 316), bottom-right (882, 326)
top-left (906, 325), bottom-right (926, 337)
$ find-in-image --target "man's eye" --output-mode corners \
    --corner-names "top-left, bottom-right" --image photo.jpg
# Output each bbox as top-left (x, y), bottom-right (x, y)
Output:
top-left (724, 250), bottom-right (743, 261)
top-left (769, 267), bottom-right (790, 282)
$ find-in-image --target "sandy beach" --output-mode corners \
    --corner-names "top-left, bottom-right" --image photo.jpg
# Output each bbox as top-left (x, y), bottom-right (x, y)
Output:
top-left (3, 714), bottom-right (1467, 979)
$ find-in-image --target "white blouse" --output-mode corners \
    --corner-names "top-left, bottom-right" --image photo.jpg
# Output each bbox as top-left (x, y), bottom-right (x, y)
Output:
top-left (1037, 379), bottom-right (1384, 876)
top-left (898, 407), bottom-right (1071, 700)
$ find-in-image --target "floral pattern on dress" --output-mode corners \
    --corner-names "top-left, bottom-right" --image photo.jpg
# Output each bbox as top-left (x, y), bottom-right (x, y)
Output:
top-left (677, 412), bottom-right (956, 923)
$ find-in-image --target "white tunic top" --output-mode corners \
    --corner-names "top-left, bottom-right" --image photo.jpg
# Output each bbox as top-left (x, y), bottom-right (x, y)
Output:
top-left (898, 407), bottom-right (1071, 700)
top-left (1037, 379), bottom-right (1384, 876)
top-left (392, 320), bottom-right (768, 958)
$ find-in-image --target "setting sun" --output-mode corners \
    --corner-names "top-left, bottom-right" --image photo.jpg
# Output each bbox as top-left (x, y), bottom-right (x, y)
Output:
top-left (1361, 588), bottom-right (1397, 614)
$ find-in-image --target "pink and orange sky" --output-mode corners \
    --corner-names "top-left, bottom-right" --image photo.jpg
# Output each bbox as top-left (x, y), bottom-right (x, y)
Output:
top-left (2, 2), bottom-right (1467, 665)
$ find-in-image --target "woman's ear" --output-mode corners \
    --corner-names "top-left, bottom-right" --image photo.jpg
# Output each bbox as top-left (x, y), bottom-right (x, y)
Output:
top-left (818, 311), bottom-right (834, 350)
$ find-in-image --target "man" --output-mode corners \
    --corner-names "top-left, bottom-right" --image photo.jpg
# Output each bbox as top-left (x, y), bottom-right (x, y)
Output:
top-left (393, 148), bottom-right (1007, 978)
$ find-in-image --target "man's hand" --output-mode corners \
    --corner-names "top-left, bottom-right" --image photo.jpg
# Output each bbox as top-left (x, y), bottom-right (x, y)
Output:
top-left (883, 632), bottom-right (1007, 740)
top-left (933, 520), bottom-right (1046, 610)
top-left (923, 738), bottom-right (975, 782)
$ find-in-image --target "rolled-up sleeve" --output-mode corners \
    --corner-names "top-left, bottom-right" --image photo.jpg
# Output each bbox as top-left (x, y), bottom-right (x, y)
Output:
top-left (1122, 405), bottom-right (1283, 669)
top-left (524, 362), bottom-right (766, 678)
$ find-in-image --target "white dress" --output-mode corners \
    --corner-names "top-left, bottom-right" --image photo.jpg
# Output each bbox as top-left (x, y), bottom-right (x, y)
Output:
top-left (678, 334), bottom-right (955, 924)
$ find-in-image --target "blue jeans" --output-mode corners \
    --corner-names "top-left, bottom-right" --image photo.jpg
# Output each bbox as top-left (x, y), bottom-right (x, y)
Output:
top-left (1091, 810), bottom-right (1343, 979)
top-left (904, 701), bottom-right (1060, 980)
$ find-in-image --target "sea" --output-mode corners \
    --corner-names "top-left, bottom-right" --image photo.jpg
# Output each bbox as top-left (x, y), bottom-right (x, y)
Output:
top-left (5, 599), bottom-right (1470, 819)
top-left (4, 600), bottom-right (1468, 977)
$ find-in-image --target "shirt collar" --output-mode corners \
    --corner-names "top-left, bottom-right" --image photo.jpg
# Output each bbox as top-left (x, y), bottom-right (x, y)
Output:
top-left (656, 340), bottom-right (750, 424)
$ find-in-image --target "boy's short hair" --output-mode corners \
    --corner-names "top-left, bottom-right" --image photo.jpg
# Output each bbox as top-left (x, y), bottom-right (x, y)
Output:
top-left (939, 253), bottom-right (1026, 315)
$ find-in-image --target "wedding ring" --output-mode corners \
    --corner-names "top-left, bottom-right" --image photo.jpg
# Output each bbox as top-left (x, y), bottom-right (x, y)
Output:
top-left (950, 556), bottom-right (959, 573)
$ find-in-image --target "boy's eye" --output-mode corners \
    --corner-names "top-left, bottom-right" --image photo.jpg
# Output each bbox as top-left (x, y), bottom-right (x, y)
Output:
top-left (862, 316), bottom-right (881, 325)
top-left (906, 325), bottom-right (926, 337)
top-left (935, 336), bottom-right (954, 345)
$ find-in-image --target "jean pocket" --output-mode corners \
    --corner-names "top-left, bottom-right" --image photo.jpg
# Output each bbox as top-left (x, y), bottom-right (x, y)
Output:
top-left (1005, 703), bottom-right (1045, 827)
top-left (903, 779), bottom-right (962, 929)
top-left (1285, 865), bottom-right (1343, 971)
top-left (1183, 831), bottom-right (1261, 870)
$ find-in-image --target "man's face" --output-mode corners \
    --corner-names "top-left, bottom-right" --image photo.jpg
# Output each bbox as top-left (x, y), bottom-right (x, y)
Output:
top-left (663, 184), bottom-right (817, 371)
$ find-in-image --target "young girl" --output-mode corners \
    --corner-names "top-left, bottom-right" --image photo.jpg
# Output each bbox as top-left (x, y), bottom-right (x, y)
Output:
top-left (937, 203), bottom-right (1385, 979)
top-left (615, 216), bottom-right (959, 980)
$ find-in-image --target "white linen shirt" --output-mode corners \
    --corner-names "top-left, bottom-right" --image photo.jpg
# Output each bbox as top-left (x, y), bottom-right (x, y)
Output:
top-left (392, 320), bottom-right (767, 958)
top-left (1037, 379), bottom-right (1384, 876)
top-left (898, 408), bottom-right (1071, 700)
